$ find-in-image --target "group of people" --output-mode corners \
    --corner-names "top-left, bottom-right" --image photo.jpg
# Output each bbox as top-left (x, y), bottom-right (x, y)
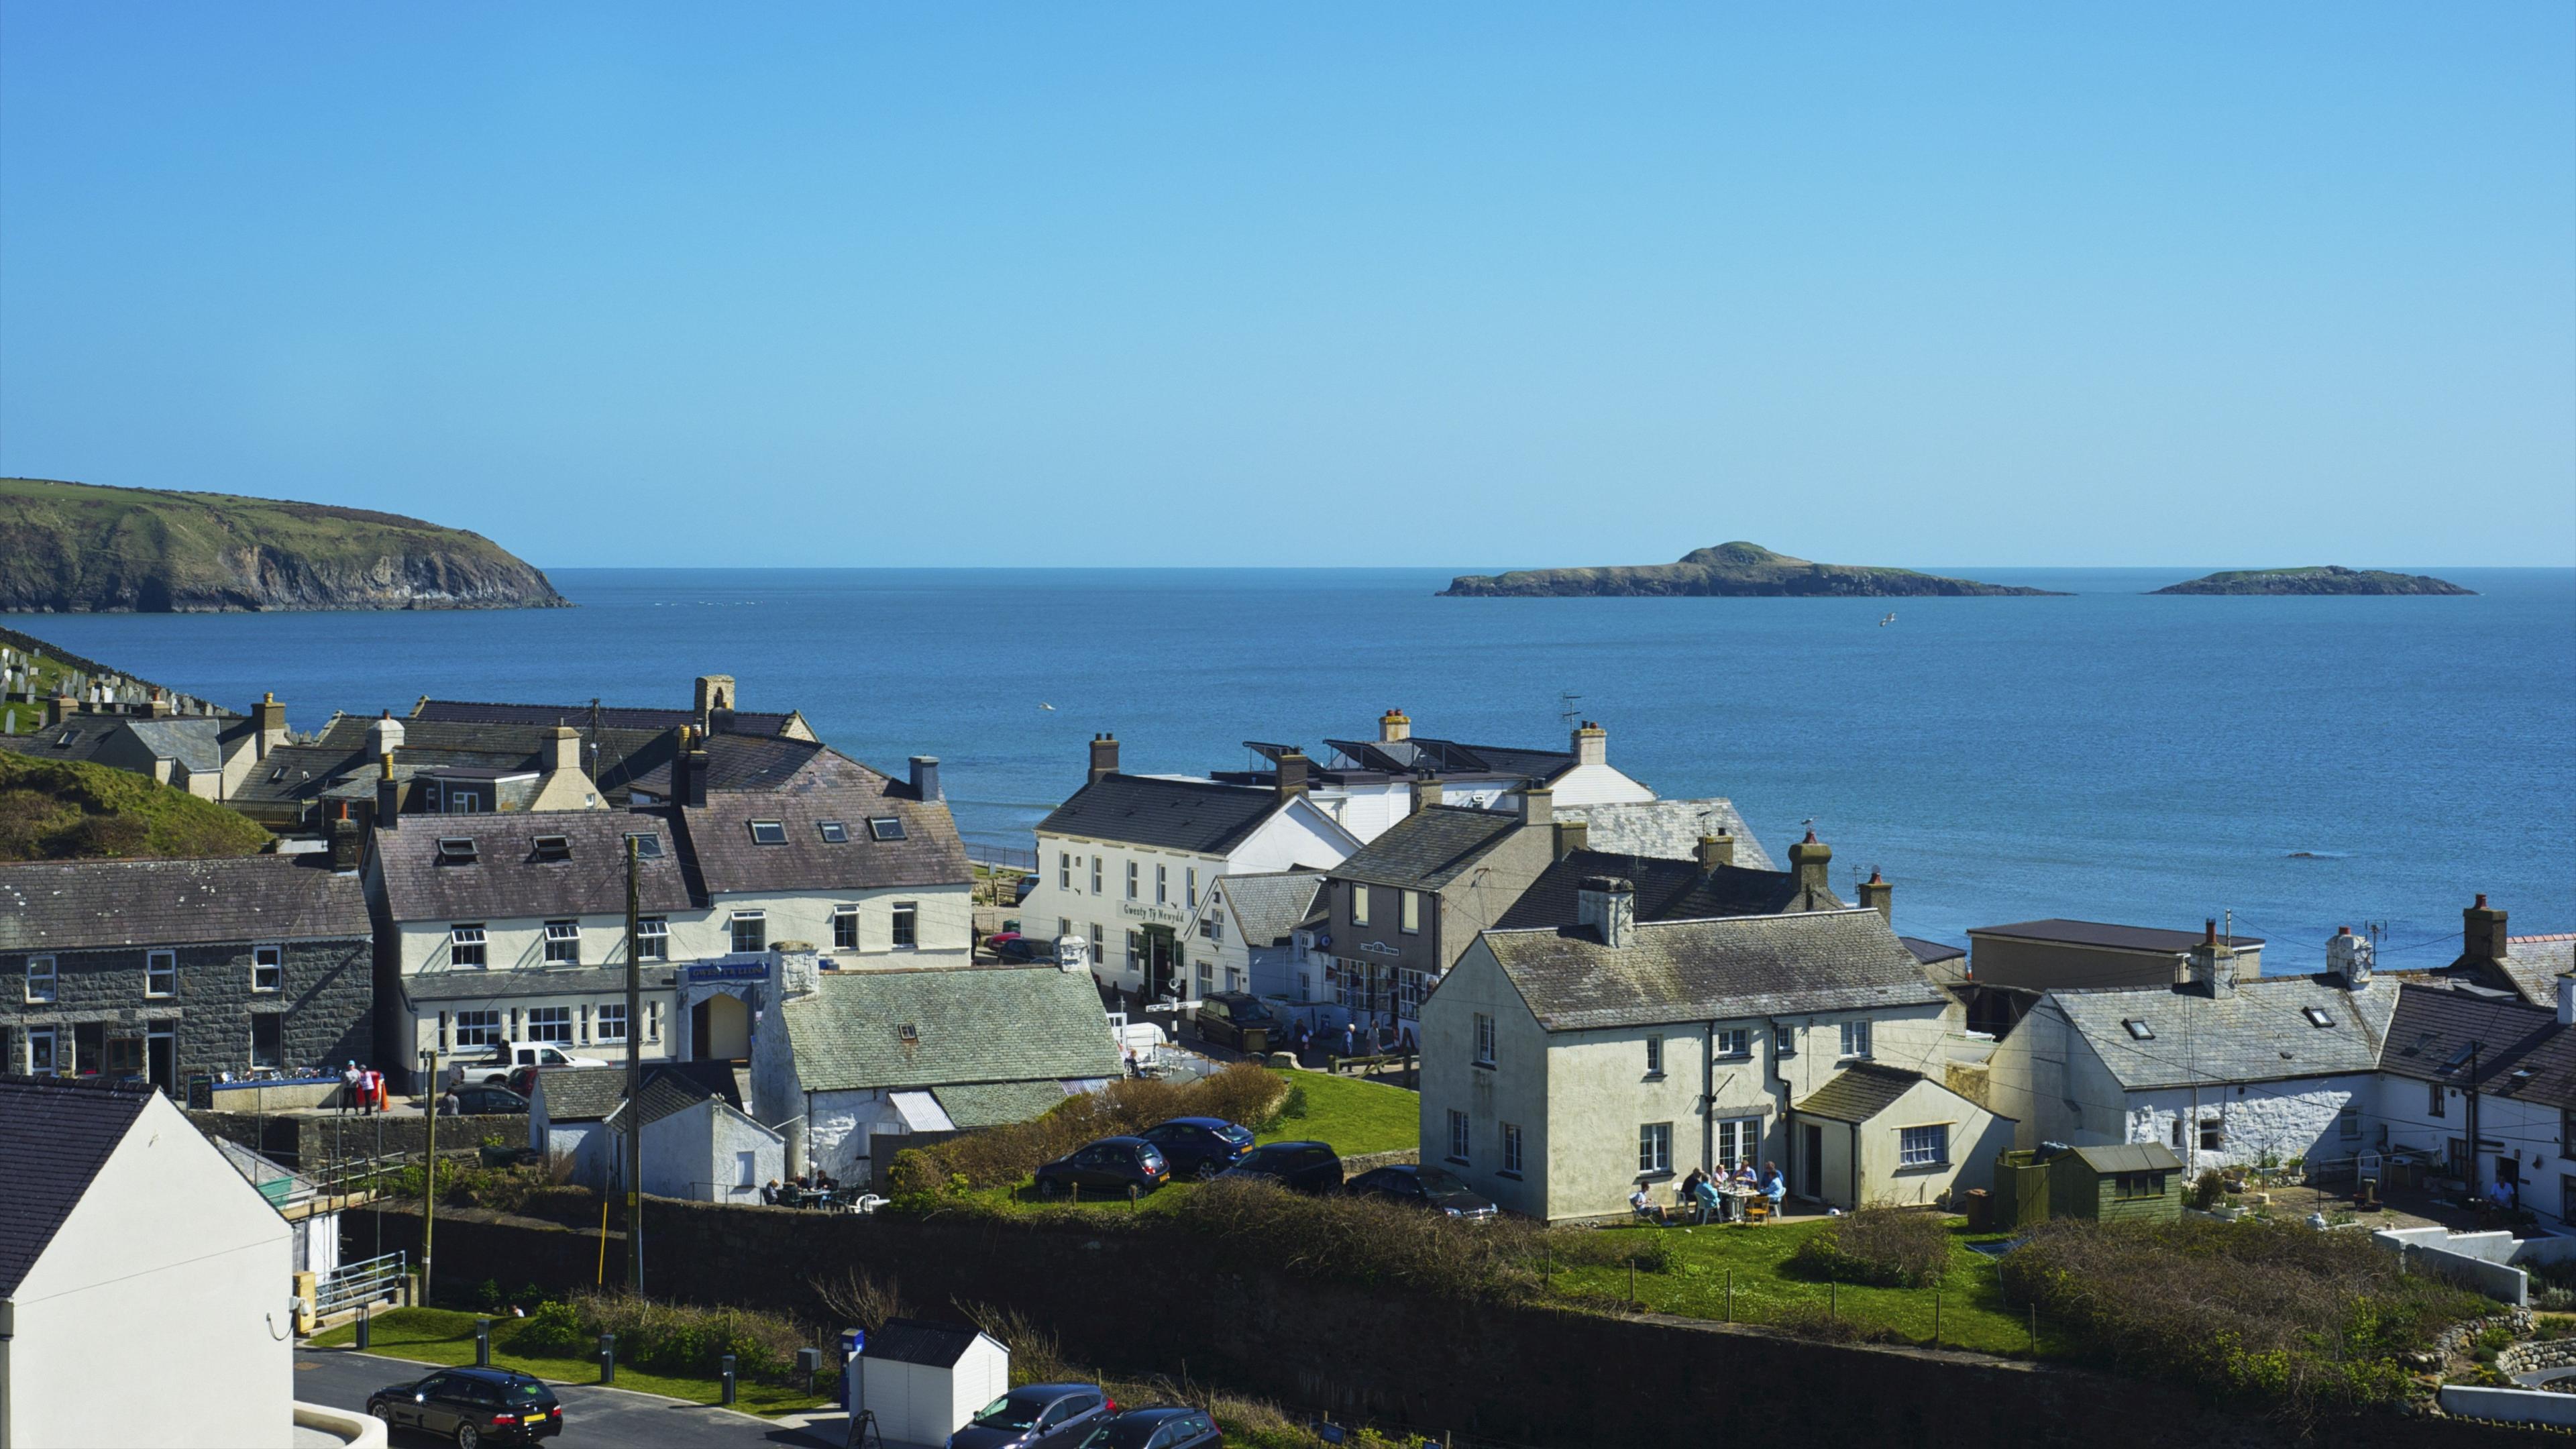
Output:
top-left (1630, 1161), bottom-right (1786, 1226)
top-left (760, 1171), bottom-right (842, 1207)
top-left (1281, 1018), bottom-right (1417, 1065)
top-left (337, 1061), bottom-right (388, 1114)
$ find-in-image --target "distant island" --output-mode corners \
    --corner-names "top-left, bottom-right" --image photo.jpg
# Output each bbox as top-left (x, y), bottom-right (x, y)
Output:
top-left (2149, 566), bottom-right (2474, 597)
top-left (1440, 543), bottom-right (2065, 598)
top-left (1, 477), bottom-right (568, 612)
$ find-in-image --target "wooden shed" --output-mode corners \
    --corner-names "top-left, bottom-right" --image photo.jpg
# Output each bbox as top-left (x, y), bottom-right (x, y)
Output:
top-left (855, 1318), bottom-right (1010, 1448)
top-left (1992, 1142), bottom-right (2182, 1226)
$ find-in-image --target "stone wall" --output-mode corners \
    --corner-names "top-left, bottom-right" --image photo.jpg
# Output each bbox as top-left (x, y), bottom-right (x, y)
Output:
top-left (193, 1110), bottom-right (526, 1170)
top-left (345, 1201), bottom-right (2537, 1449)
top-left (3, 936), bottom-right (371, 1082)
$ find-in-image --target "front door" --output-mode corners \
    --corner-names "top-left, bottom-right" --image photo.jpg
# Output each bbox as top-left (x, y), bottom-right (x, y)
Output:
top-left (1801, 1124), bottom-right (1824, 1199)
top-left (147, 1032), bottom-right (175, 1094)
top-left (1143, 927), bottom-right (1178, 1002)
top-left (694, 994), bottom-right (751, 1062)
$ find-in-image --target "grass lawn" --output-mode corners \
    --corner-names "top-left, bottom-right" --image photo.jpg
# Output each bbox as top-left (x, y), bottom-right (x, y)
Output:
top-left (1543, 1218), bottom-right (2053, 1356)
top-left (1260, 1068), bottom-right (1417, 1157)
top-left (308, 1307), bottom-right (832, 1415)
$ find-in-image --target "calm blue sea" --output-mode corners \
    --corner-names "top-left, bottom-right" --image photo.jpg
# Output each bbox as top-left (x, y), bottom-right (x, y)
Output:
top-left (13, 567), bottom-right (2571, 974)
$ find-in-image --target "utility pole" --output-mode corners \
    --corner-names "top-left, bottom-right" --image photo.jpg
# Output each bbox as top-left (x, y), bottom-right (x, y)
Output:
top-left (625, 833), bottom-right (644, 1295)
top-left (420, 1043), bottom-right (439, 1305)
top-left (2465, 1042), bottom-right (2483, 1203)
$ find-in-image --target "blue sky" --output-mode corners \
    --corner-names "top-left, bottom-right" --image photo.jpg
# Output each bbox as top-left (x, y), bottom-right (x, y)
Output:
top-left (3, 5), bottom-right (2569, 568)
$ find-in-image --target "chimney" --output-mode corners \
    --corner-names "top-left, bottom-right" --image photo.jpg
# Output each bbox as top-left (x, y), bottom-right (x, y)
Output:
top-left (1697, 833), bottom-right (1735, 872)
top-left (774, 941), bottom-right (820, 1000)
top-left (1789, 829), bottom-right (1832, 898)
top-left (1088, 733), bottom-right (1120, 787)
top-left (1379, 708), bottom-right (1411, 744)
top-left (1858, 867), bottom-right (1893, 923)
top-left (368, 709), bottom-right (405, 759)
top-left (547, 725), bottom-right (582, 775)
top-left (2463, 894), bottom-right (2508, 965)
top-left (374, 753), bottom-right (400, 828)
top-left (2326, 925), bottom-right (2374, 991)
top-left (680, 729), bottom-right (711, 808)
top-left (2184, 919), bottom-right (2238, 997)
top-left (146, 689), bottom-right (174, 719)
top-left (2559, 974), bottom-right (2575, 1029)
top-left (254, 692), bottom-right (289, 757)
top-left (694, 675), bottom-right (737, 735)
top-left (48, 694), bottom-right (76, 727)
top-left (330, 816), bottom-right (362, 871)
top-left (1553, 817), bottom-right (1589, 860)
top-left (1275, 749), bottom-right (1309, 802)
top-left (1576, 875), bottom-right (1635, 949)
top-left (1571, 720), bottom-right (1607, 767)
top-left (1410, 777), bottom-right (1444, 814)
top-left (910, 755), bottom-right (943, 802)
top-left (1518, 785), bottom-right (1554, 829)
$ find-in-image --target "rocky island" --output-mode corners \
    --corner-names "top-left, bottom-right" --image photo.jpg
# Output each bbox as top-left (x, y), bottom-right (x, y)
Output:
top-left (1441, 542), bottom-right (2063, 598)
top-left (2149, 566), bottom-right (2473, 597)
top-left (1, 477), bottom-right (569, 612)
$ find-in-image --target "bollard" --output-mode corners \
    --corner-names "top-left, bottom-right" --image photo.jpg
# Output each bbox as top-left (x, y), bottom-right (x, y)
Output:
top-left (600, 1333), bottom-right (616, 1385)
top-left (472, 1318), bottom-right (492, 1368)
top-left (720, 1352), bottom-right (738, 1407)
top-left (356, 1307), bottom-right (372, 1350)
top-left (1932, 1289), bottom-right (1943, 1349)
top-left (796, 1347), bottom-right (822, 1395)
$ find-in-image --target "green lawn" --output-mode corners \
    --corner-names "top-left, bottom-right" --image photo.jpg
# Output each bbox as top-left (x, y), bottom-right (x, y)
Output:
top-left (1543, 1218), bottom-right (2051, 1356)
top-left (307, 1307), bottom-right (832, 1415)
top-left (1260, 1068), bottom-right (1418, 1157)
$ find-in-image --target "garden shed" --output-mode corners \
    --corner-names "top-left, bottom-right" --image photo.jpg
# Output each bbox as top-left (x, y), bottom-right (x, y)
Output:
top-left (1992, 1142), bottom-right (2182, 1226)
top-left (855, 1318), bottom-right (1010, 1448)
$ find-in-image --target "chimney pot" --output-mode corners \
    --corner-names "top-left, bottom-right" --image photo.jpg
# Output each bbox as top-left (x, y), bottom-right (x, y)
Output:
top-left (2463, 895), bottom-right (2508, 965)
top-left (1379, 708), bottom-right (1412, 743)
top-left (1858, 868), bottom-right (1893, 924)
top-left (1788, 830), bottom-right (1833, 899)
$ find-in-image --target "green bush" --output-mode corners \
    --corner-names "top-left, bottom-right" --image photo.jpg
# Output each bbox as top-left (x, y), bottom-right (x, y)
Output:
top-left (2184, 1170), bottom-right (2226, 1212)
top-left (890, 1064), bottom-right (1291, 1196)
top-left (514, 1292), bottom-right (806, 1383)
top-left (1786, 1207), bottom-right (1952, 1287)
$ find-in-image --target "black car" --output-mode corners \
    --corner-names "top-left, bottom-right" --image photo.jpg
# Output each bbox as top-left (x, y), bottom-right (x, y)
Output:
top-left (1032, 1136), bottom-right (1171, 1199)
top-left (445, 1084), bottom-right (529, 1116)
top-left (368, 1366), bottom-right (560, 1447)
top-left (1069, 1407), bottom-right (1222, 1449)
top-left (1345, 1164), bottom-right (1499, 1220)
top-left (1216, 1140), bottom-right (1343, 1195)
top-left (989, 934), bottom-right (1059, 965)
top-left (1136, 1117), bottom-right (1254, 1180)
top-left (947, 1383), bottom-right (1116, 1449)
top-left (1191, 993), bottom-right (1280, 1053)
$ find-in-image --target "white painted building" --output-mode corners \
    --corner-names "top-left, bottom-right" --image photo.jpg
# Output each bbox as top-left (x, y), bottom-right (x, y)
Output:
top-left (2373, 973), bottom-right (2575, 1226)
top-left (1177, 871), bottom-right (1330, 1008)
top-left (606, 1077), bottom-right (788, 1205)
top-left (853, 1320), bottom-right (1012, 1448)
top-left (1, 1078), bottom-right (294, 1448)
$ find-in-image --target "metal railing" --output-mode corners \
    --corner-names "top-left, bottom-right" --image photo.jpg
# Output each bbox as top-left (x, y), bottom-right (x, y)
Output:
top-left (966, 843), bottom-right (1037, 872)
top-left (316, 1250), bottom-right (408, 1318)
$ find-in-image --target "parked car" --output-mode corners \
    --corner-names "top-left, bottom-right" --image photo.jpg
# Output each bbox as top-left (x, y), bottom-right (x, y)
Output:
top-left (1070, 1407), bottom-right (1222, 1449)
top-left (947, 1383), bottom-right (1116, 1449)
top-left (1032, 1136), bottom-right (1171, 1199)
top-left (1344, 1164), bottom-right (1499, 1220)
top-left (1136, 1117), bottom-right (1254, 1179)
top-left (1191, 993), bottom-right (1280, 1053)
top-left (1217, 1140), bottom-right (1343, 1195)
top-left (444, 1084), bottom-right (529, 1116)
top-left (367, 1366), bottom-right (561, 1446)
top-left (987, 932), bottom-right (1058, 965)
top-left (460, 1040), bottom-right (608, 1085)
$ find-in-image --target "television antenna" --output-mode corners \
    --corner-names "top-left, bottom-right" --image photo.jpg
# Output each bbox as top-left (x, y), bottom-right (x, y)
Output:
top-left (1557, 691), bottom-right (1583, 730)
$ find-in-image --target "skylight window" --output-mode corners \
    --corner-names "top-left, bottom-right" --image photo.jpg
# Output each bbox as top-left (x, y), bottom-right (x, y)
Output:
top-left (2122, 1019), bottom-right (2154, 1040)
top-left (532, 835), bottom-right (572, 862)
top-left (437, 837), bottom-right (479, 865)
top-left (867, 817), bottom-right (906, 842)
top-left (2440, 1044), bottom-right (2476, 1073)
top-left (748, 820), bottom-right (787, 845)
top-left (818, 820), bottom-right (849, 843)
top-left (897, 1023), bottom-right (919, 1044)
top-left (2302, 1006), bottom-right (2335, 1028)
top-left (624, 832), bottom-right (664, 859)
top-left (54, 729), bottom-right (80, 747)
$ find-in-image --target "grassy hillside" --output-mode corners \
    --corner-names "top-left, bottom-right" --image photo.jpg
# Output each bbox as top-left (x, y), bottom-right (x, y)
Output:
top-left (1, 476), bottom-right (568, 612)
top-left (0, 752), bottom-right (272, 861)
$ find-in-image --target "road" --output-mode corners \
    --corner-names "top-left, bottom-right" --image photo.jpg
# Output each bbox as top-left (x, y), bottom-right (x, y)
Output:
top-left (294, 1346), bottom-right (842, 1449)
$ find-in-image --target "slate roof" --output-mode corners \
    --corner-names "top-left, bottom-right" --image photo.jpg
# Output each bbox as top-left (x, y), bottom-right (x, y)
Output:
top-left (602, 1071), bottom-right (747, 1132)
top-left (0, 720), bottom-right (120, 765)
top-left (1493, 850), bottom-right (1831, 930)
top-left (1795, 1063), bottom-right (1927, 1123)
top-left (679, 783), bottom-right (968, 896)
top-left (0, 1074), bottom-right (152, 1297)
top-left (1323, 735), bottom-right (1572, 782)
top-left (624, 737), bottom-right (863, 798)
top-left (123, 718), bottom-right (225, 774)
top-left (311, 714), bottom-right (672, 802)
top-left (864, 1319), bottom-right (992, 1368)
top-left (936, 1079), bottom-right (1084, 1130)
top-left (0, 854), bottom-right (370, 953)
top-left (414, 698), bottom-right (802, 738)
top-left (1900, 936), bottom-right (1967, 966)
top-left (1036, 774), bottom-right (1293, 855)
top-left (2472, 936), bottom-right (2576, 1011)
top-left (1330, 806), bottom-right (1529, 891)
top-left (1971, 919), bottom-right (2265, 953)
top-left (1218, 871), bottom-right (1326, 947)
top-left (374, 812), bottom-right (693, 922)
top-left (227, 743), bottom-right (368, 809)
top-left (1480, 908), bottom-right (1948, 1033)
top-left (534, 1067), bottom-right (631, 1122)
top-left (2037, 976), bottom-right (2397, 1091)
top-left (1554, 799), bottom-right (1778, 871)
top-left (407, 963), bottom-right (680, 1004)
top-left (2380, 981), bottom-right (2576, 1112)
top-left (2071, 1143), bottom-right (2184, 1174)
top-left (774, 965), bottom-right (1121, 1095)
top-left (0, 716), bottom-right (230, 774)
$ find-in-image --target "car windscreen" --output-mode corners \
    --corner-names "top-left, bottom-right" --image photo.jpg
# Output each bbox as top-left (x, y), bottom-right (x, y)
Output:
top-left (973, 1390), bottom-right (1052, 1430)
top-left (1218, 1124), bottom-right (1254, 1146)
top-left (1077, 1421), bottom-right (1165, 1449)
top-left (498, 1380), bottom-right (555, 1404)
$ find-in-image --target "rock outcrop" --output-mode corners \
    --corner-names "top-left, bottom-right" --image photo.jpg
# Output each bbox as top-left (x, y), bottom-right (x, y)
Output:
top-left (2149, 566), bottom-right (2473, 596)
top-left (1441, 542), bottom-right (2063, 598)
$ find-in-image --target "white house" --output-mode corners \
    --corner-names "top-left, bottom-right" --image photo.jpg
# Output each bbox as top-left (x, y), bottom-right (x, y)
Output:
top-left (1178, 870), bottom-right (1330, 1008)
top-left (1417, 888), bottom-right (2000, 1221)
top-left (604, 1075), bottom-right (787, 1205)
top-left (529, 1060), bottom-right (747, 1189)
top-left (1198, 713), bottom-right (1665, 844)
top-left (2373, 973), bottom-right (2575, 1226)
top-left (1, 1077), bottom-right (293, 1448)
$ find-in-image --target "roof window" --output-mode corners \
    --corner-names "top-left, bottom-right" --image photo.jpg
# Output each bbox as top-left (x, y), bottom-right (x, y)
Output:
top-left (437, 837), bottom-right (480, 865)
top-left (54, 728), bottom-right (80, 746)
top-left (2122, 1019), bottom-right (2154, 1040)
top-left (897, 1024), bottom-right (919, 1044)
top-left (2440, 1044), bottom-right (2475, 1073)
top-left (624, 832), bottom-right (664, 859)
top-left (2302, 1006), bottom-right (2335, 1028)
top-left (532, 835), bottom-right (572, 862)
top-left (818, 820), bottom-right (849, 843)
top-left (868, 817), bottom-right (906, 842)
top-left (748, 820), bottom-right (787, 845)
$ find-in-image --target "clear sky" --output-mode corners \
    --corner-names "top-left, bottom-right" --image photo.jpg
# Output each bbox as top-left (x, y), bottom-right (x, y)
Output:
top-left (3, 4), bottom-right (2570, 569)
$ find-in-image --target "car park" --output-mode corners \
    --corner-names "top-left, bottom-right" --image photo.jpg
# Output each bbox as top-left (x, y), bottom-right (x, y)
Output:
top-left (947, 1383), bottom-right (1116, 1448)
top-left (1032, 1137), bottom-right (1170, 1199)
top-left (443, 1084), bottom-right (529, 1116)
top-left (1136, 1118), bottom-right (1254, 1179)
top-left (1070, 1407), bottom-right (1222, 1449)
top-left (1344, 1164), bottom-right (1499, 1220)
top-left (1216, 1140), bottom-right (1343, 1195)
top-left (367, 1366), bottom-right (561, 1446)
top-left (1191, 993), bottom-right (1280, 1053)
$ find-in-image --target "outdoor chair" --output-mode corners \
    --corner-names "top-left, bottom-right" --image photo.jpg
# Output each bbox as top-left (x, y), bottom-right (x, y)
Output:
top-left (1741, 1197), bottom-right (1771, 1226)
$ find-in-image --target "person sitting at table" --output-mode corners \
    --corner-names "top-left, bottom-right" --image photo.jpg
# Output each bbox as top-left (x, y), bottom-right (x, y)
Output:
top-left (760, 1179), bottom-right (781, 1205)
top-left (1690, 1173), bottom-right (1723, 1224)
top-left (1761, 1161), bottom-right (1787, 1214)
top-left (1629, 1186), bottom-right (1670, 1225)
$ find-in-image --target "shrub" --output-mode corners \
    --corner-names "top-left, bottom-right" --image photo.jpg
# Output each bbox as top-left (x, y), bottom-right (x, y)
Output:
top-left (515, 1292), bottom-right (806, 1383)
top-left (1786, 1207), bottom-right (1952, 1287)
top-left (892, 1064), bottom-right (1291, 1195)
top-left (2185, 1169), bottom-right (2226, 1212)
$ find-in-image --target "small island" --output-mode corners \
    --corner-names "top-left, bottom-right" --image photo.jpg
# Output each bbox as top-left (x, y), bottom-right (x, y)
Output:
top-left (1, 476), bottom-right (569, 612)
top-left (2149, 566), bottom-right (2473, 597)
top-left (1440, 542), bottom-right (2063, 598)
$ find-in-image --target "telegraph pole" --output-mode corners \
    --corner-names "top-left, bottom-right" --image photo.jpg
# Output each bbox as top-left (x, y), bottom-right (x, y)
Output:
top-left (420, 1043), bottom-right (439, 1304)
top-left (625, 833), bottom-right (644, 1295)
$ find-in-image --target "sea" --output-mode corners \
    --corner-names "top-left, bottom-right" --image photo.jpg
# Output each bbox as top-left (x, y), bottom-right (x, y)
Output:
top-left (11, 566), bottom-right (2571, 976)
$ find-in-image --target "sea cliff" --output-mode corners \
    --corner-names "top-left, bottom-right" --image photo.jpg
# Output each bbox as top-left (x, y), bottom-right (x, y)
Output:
top-left (1441, 543), bottom-right (2062, 598)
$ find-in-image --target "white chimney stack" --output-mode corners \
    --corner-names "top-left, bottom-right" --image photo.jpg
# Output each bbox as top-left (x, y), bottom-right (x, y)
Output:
top-left (2326, 926), bottom-right (2373, 991)
top-left (1576, 875), bottom-right (1635, 949)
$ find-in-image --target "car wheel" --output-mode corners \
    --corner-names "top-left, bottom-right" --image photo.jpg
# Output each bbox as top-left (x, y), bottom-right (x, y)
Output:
top-left (1194, 1161), bottom-right (1221, 1181)
top-left (369, 1403), bottom-right (394, 1424)
top-left (1037, 1177), bottom-right (1065, 1199)
top-left (455, 1423), bottom-right (482, 1449)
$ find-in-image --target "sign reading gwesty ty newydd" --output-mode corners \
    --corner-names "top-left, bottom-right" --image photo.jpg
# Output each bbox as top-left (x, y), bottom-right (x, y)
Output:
top-left (1118, 903), bottom-right (1189, 928)
top-left (689, 961), bottom-right (769, 983)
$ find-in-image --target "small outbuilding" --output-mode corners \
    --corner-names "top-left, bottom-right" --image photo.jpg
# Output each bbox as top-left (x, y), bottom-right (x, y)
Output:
top-left (853, 1318), bottom-right (1010, 1448)
top-left (1993, 1141), bottom-right (2184, 1228)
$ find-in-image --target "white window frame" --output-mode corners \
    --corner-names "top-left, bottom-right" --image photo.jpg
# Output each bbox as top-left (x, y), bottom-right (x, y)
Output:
top-left (449, 925), bottom-right (487, 968)
top-left (594, 1002), bottom-right (629, 1042)
top-left (453, 1010), bottom-right (502, 1047)
top-left (1399, 890), bottom-right (1421, 935)
top-left (1837, 1019), bottom-right (1871, 1060)
top-left (1899, 1124), bottom-right (1949, 1169)
top-left (526, 1006), bottom-right (574, 1045)
top-left (1773, 1023), bottom-right (1796, 1057)
top-left (1715, 1116), bottom-right (1762, 1170)
top-left (1350, 883), bottom-right (1371, 926)
top-left (28, 1026), bottom-right (59, 1075)
top-left (892, 902), bottom-right (918, 949)
top-left (1155, 863), bottom-right (1168, 904)
top-left (833, 906), bottom-right (860, 952)
top-left (1473, 1012), bottom-right (1496, 1067)
top-left (637, 916), bottom-right (669, 961)
top-left (1645, 1035), bottom-right (1665, 1077)
top-left (1196, 958), bottom-right (1214, 994)
top-left (1059, 852), bottom-right (1072, 890)
top-left (1639, 1122), bottom-right (1673, 1176)
top-left (146, 950), bottom-right (176, 1000)
top-left (1091, 857), bottom-right (1103, 894)
top-left (25, 955), bottom-right (57, 1005)
top-left (1448, 1109), bottom-right (1470, 1164)
top-left (1185, 867), bottom-right (1198, 909)
top-left (543, 920), bottom-right (582, 967)
top-left (252, 945), bottom-right (283, 994)
top-left (731, 911), bottom-right (767, 955)
top-left (1501, 1122), bottom-right (1523, 1176)
top-left (1127, 860), bottom-right (1139, 900)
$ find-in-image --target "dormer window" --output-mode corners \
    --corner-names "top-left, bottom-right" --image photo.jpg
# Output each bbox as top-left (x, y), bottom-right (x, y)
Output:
top-left (818, 820), bottom-right (849, 843)
top-left (625, 832), bottom-right (664, 859)
top-left (2301, 1006), bottom-right (2335, 1028)
top-left (437, 837), bottom-right (478, 865)
top-left (2122, 1019), bottom-right (2155, 1041)
top-left (532, 835), bottom-right (572, 862)
top-left (748, 820), bottom-right (787, 845)
top-left (867, 818), bottom-right (906, 842)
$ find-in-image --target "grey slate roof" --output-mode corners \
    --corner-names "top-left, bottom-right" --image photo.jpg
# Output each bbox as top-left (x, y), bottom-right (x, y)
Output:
top-left (1795, 1063), bottom-right (1926, 1122)
top-left (624, 737), bottom-right (858, 798)
top-left (1480, 908), bottom-right (1948, 1033)
top-left (123, 718), bottom-right (225, 775)
top-left (864, 1319), bottom-right (991, 1368)
top-left (1218, 871), bottom-right (1326, 947)
top-left (0, 854), bottom-right (370, 953)
top-left (374, 812), bottom-right (693, 922)
top-left (935, 1079), bottom-right (1083, 1130)
top-left (1036, 774), bottom-right (1295, 855)
top-left (227, 743), bottom-right (366, 809)
top-left (1971, 919), bottom-right (2265, 953)
top-left (2476, 936), bottom-right (2576, 1010)
top-left (2072, 1142), bottom-right (2184, 1174)
top-left (415, 698), bottom-right (802, 738)
top-left (406, 963), bottom-right (680, 1004)
top-left (312, 714), bottom-right (673, 802)
top-left (2037, 975), bottom-right (2397, 1091)
top-left (1330, 806), bottom-right (1529, 891)
top-left (1554, 799), bottom-right (1778, 871)
top-left (679, 782), bottom-right (968, 896)
top-left (0, 716), bottom-right (229, 774)
top-left (2381, 981), bottom-right (2576, 1112)
top-left (0, 1075), bottom-right (152, 1297)
top-left (1494, 850), bottom-right (1831, 931)
top-left (603, 1070), bottom-right (745, 1131)
top-left (534, 1067), bottom-right (629, 1122)
top-left (775, 965), bottom-right (1121, 1095)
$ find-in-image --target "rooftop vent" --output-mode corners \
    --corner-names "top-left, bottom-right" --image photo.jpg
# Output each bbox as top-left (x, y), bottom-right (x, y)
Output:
top-left (868, 818), bottom-right (906, 842)
top-left (437, 837), bottom-right (479, 865)
top-left (532, 835), bottom-right (572, 861)
top-left (2122, 1019), bottom-right (2155, 1040)
top-left (818, 821), bottom-right (849, 843)
top-left (748, 820), bottom-right (787, 845)
top-left (624, 832), bottom-right (665, 859)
